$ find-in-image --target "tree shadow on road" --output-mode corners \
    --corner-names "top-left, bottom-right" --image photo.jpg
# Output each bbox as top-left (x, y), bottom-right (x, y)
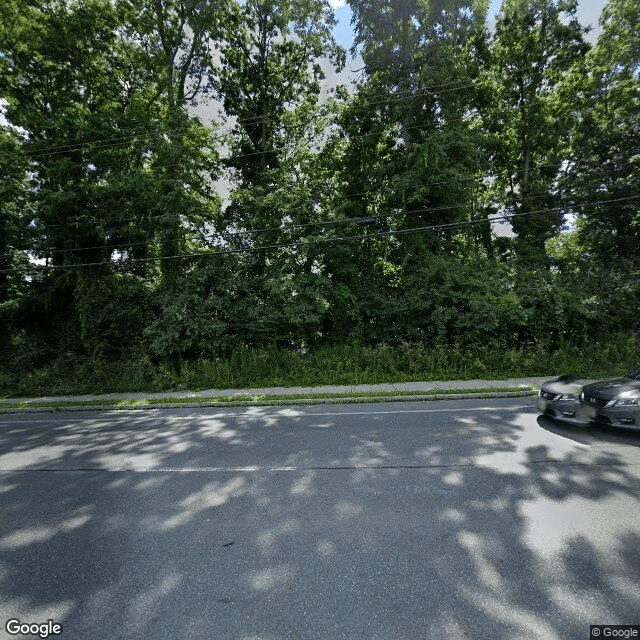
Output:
top-left (1, 400), bottom-right (639, 639)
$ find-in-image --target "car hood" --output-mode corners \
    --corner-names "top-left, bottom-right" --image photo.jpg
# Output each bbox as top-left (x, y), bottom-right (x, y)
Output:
top-left (582, 377), bottom-right (640, 401)
top-left (541, 377), bottom-right (596, 396)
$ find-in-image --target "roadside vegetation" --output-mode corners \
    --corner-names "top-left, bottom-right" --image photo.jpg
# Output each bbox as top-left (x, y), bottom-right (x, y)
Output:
top-left (0, 0), bottom-right (638, 398)
top-left (1, 337), bottom-right (636, 398)
top-left (0, 386), bottom-right (538, 411)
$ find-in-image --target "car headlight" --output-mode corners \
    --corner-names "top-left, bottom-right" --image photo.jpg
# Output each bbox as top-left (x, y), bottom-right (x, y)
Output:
top-left (539, 390), bottom-right (576, 400)
top-left (606, 391), bottom-right (640, 407)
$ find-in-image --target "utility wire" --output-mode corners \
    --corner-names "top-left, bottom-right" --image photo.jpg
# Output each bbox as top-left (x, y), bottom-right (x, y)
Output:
top-left (175, 79), bottom-right (479, 132)
top-left (6, 175), bottom-right (611, 252)
top-left (0, 80), bottom-right (479, 161)
top-left (0, 100), bottom-right (572, 171)
top-left (30, 166), bottom-right (630, 234)
top-left (230, 80), bottom-right (476, 128)
top-left (333, 77), bottom-right (478, 103)
top-left (3, 195), bottom-right (638, 274)
top-left (2, 104), bottom-right (558, 167)
top-left (2, 79), bottom-right (468, 159)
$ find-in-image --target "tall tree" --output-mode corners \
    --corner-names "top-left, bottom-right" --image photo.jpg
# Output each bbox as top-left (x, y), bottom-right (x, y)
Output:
top-left (202, 0), bottom-right (345, 349)
top-left (122, 0), bottom-right (226, 286)
top-left (0, 0), bottom-right (225, 363)
top-left (0, 115), bottom-right (32, 366)
top-left (560, 0), bottom-right (640, 264)
top-left (217, 0), bottom-right (344, 208)
top-left (483, 0), bottom-right (589, 263)
top-left (337, 0), bottom-right (491, 343)
top-left (345, 0), bottom-right (490, 242)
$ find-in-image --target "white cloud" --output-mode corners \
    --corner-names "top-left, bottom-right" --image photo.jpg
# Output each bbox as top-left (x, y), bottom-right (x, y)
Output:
top-left (329, 0), bottom-right (346, 8)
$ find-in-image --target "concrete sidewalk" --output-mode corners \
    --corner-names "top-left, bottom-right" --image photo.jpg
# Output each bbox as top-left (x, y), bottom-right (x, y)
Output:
top-left (1, 377), bottom-right (548, 405)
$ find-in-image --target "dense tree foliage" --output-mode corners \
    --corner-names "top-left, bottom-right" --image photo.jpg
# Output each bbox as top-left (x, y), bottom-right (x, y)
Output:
top-left (0, 0), bottom-right (637, 385)
top-left (484, 0), bottom-right (590, 263)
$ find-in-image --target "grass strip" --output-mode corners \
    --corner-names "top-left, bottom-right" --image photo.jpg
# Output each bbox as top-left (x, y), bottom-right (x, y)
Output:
top-left (0, 385), bottom-right (535, 411)
top-left (3, 336), bottom-right (635, 398)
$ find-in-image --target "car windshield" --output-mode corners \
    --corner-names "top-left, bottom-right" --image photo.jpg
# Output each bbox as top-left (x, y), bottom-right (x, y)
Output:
top-left (624, 370), bottom-right (640, 380)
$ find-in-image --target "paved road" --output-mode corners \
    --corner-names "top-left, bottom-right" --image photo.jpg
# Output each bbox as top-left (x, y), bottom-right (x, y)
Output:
top-left (1, 398), bottom-right (639, 640)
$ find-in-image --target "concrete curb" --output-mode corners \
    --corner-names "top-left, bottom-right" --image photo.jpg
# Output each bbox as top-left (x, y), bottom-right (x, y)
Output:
top-left (0, 389), bottom-right (537, 414)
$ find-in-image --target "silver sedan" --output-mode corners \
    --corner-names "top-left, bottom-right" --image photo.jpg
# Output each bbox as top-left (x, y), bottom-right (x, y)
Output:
top-left (537, 374), bottom-right (595, 424)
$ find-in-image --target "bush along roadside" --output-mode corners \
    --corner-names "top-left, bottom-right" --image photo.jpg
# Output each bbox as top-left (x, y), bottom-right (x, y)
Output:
top-left (0, 335), bottom-right (637, 398)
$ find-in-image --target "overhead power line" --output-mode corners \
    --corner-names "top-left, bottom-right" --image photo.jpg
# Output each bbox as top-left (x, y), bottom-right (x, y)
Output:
top-left (28, 169), bottom-right (633, 234)
top-left (230, 80), bottom-right (476, 128)
top-left (2, 195), bottom-right (638, 275)
top-left (0, 80), bottom-right (478, 161)
top-left (0, 103), bottom-right (573, 170)
top-left (333, 77), bottom-right (479, 103)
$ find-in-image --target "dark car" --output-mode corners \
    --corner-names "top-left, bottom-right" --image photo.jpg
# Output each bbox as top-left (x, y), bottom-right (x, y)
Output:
top-left (537, 374), bottom-right (595, 424)
top-left (577, 370), bottom-right (640, 429)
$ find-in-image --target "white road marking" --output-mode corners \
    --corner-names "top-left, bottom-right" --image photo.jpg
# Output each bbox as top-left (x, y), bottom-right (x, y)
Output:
top-left (0, 404), bottom-right (534, 425)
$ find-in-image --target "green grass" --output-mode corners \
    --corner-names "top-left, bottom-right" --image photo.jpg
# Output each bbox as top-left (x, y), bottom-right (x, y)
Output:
top-left (0, 385), bottom-right (536, 411)
top-left (0, 334), bottom-right (636, 398)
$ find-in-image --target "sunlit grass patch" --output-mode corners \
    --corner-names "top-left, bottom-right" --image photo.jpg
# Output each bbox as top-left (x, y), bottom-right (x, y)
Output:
top-left (0, 386), bottom-right (535, 412)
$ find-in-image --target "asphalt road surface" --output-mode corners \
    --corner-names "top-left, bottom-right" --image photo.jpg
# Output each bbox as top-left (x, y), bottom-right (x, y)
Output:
top-left (1, 398), bottom-right (639, 640)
